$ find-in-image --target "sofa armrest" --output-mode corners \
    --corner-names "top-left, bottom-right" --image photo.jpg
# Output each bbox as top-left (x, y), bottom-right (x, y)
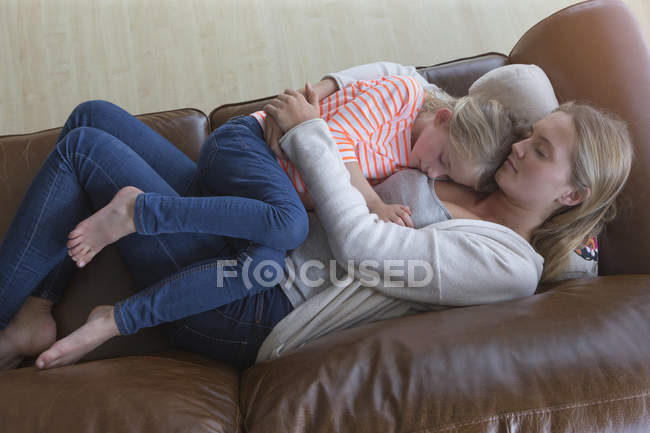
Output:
top-left (509, 0), bottom-right (650, 276)
top-left (240, 275), bottom-right (650, 433)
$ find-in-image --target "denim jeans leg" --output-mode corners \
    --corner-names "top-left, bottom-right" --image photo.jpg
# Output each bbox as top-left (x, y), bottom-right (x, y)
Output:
top-left (112, 116), bottom-right (310, 335)
top-left (113, 235), bottom-right (290, 336)
top-left (0, 142), bottom-right (92, 327)
top-left (124, 115), bottom-right (308, 252)
top-left (139, 115), bottom-right (309, 251)
top-left (2, 109), bottom-right (300, 342)
top-left (165, 283), bottom-right (294, 370)
top-left (30, 255), bottom-right (77, 305)
top-left (30, 99), bottom-right (207, 302)
top-left (56, 99), bottom-right (200, 197)
top-left (0, 126), bottom-right (226, 328)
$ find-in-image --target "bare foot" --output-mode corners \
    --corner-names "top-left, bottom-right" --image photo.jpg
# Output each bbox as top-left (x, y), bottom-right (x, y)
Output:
top-left (35, 305), bottom-right (120, 370)
top-left (0, 297), bottom-right (57, 371)
top-left (67, 186), bottom-right (142, 268)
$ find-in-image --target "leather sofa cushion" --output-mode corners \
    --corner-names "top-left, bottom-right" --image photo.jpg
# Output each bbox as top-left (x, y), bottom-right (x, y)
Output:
top-left (240, 275), bottom-right (650, 433)
top-left (0, 351), bottom-right (240, 433)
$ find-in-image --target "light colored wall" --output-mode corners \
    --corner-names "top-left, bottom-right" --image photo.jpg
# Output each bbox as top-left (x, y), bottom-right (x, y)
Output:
top-left (1, 0), bottom-right (648, 135)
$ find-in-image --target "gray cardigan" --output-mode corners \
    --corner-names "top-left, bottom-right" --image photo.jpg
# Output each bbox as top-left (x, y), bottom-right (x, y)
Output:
top-left (256, 118), bottom-right (543, 363)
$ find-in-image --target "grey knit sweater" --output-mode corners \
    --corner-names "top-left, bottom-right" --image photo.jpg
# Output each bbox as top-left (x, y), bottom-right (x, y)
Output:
top-left (256, 118), bottom-right (543, 363)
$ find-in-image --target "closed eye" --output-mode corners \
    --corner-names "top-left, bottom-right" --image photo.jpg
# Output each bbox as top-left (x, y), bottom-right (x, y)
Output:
top-left (439, 153), bottom-right (449, 171)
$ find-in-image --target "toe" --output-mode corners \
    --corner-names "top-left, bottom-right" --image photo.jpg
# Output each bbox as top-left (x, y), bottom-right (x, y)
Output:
top-left (69, 227), bottom-right (84, 238)
top-left (67, 237), bottom-right (83, 249)
top-left (77, 250), bottom-right (95, 267)
top-left (69, 243), bottom-right (87, 257)
top-left (36, 347), bottom-right (59, 369)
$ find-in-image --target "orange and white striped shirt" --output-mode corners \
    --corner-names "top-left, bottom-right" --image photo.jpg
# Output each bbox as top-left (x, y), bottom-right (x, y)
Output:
top-left (250, 74), bottom-right (425, 193)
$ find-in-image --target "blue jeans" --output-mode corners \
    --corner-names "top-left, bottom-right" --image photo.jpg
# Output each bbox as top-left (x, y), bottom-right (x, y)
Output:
top-left (0, 100), bottom-right (301, 369)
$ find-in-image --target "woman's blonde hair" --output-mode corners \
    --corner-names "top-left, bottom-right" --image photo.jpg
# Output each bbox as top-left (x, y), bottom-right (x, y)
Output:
top-left (421, 89), bottom-right (527, 191)
top-left (529, 101), bottom-right (634, 283)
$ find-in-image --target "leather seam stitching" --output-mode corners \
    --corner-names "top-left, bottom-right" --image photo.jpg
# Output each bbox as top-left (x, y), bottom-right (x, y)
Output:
top-left (412, 389), bottom-right (650, 433)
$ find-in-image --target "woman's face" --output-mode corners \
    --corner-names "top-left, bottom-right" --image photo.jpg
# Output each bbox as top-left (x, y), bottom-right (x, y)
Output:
top-left (495, 110), bottom-right (581, 211)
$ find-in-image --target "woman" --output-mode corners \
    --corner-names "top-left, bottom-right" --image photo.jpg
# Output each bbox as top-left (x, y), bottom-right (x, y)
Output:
top-left (0, 81), bottom-right (632, 371)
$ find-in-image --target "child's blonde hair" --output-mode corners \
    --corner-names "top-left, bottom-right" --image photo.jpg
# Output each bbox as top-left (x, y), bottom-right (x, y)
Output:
top-left (421, 89), bottom-right (527, 191)
top-left (529, 101), bottom-right (633, 283)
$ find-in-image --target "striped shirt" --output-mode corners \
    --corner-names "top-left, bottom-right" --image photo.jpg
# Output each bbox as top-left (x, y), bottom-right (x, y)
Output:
top-left (250, 75), bottom-right (425, 193)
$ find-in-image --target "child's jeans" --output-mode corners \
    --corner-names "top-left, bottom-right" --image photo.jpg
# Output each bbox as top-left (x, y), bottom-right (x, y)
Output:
top-left (0, 101), bottom-right (303, 369)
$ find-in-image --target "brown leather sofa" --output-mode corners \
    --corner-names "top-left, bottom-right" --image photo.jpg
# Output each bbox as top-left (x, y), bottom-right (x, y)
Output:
top-left (1, 0), bottom-right (649, 431)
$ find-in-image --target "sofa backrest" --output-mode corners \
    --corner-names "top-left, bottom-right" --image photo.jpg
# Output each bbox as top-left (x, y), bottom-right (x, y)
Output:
top-left (417, 53), bottom-right (508, 97)
top-left (509, 0), bottom-right (650, 276)
top-left (208, 53), bottom-right (507, 130)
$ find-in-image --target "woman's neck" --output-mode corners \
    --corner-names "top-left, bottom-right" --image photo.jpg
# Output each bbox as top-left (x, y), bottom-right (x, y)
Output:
top-left (471, 190), bottom-right (549, 242)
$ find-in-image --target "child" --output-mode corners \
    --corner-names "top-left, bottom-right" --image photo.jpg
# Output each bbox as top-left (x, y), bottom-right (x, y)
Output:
top-left (250, 75), bottom-right (523, 227)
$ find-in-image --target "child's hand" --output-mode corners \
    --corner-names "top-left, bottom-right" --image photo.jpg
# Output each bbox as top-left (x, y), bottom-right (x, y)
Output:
top-left (263, 82), bottom-right (320, 134)
top-left (370, 201), bottom-right (413, 227)
top-left (297, 77), bottom-right (338, 101)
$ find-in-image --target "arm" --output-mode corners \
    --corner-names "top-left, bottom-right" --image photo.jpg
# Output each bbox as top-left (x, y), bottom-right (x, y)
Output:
top-left (304, 77), bottom-right (338, 101)
top-left (323, 61), bottom-right (435, 92)
top-left (345, 161), bottom-right (413, 227)
top-left (264, 61), bottom-right (429, 158)
top-left (263, 77), bottom-right (338, 160)
top-left (325, 75), bottom-right (423, 226)
top-left (264, 86), bottom-right (542, 305)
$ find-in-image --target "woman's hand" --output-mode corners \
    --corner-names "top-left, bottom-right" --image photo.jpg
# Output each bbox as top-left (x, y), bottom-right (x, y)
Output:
top-left (369, 201), bottom-right (414, 227)
top-left (263, 82), bottom-right (320, 134)
top-left (264, 78), bottom-right (338, 160)
top-left (263, 115), bottom-right (287, 160)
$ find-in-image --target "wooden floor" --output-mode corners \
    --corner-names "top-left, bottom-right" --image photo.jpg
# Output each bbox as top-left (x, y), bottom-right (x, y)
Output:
top-left (1, 0), bottom-right (648, 135)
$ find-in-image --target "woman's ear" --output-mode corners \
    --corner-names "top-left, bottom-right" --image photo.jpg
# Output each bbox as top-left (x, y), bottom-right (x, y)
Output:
top-left (558, 186), bottom-right (591, 207)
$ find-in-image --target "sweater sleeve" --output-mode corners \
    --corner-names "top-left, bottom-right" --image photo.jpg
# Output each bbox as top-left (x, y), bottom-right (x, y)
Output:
top-left (323, 61), bottom-right (438, 93)
top-left (279, 119), bottom-right (542, 306)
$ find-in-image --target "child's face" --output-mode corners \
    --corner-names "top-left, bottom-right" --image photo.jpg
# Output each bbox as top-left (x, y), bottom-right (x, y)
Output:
top-left (412, 110), bottom-right (452, 180)
top-left (412, 109), bottom-right (479, 188)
